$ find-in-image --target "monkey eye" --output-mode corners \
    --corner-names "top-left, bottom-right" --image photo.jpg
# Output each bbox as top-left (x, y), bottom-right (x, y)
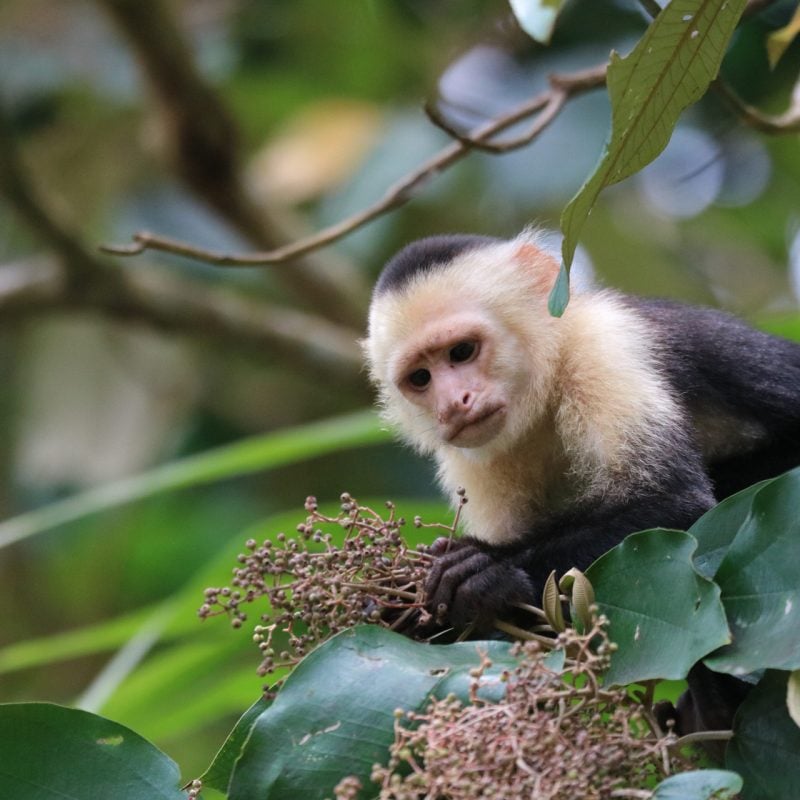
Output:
top-left (449, 341), bottom-right (476, 363)
top-left (408, 368), bottom-right (431, 389)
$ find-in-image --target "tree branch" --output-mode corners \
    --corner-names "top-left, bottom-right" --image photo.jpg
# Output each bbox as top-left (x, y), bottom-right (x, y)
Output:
top-left (669, 729), bottom-right (734, 748)
top-left (110, 267), bottom-right (364, 375)
top-left (103, 62), bottom-right (609, 265)
top-left (0, 113), bottom-right (108, 288)
top-left (0, 254), bottom-right (364, 379)
top-left (96, 0), bottom-right (367, 325)
top-left (425, 63), bottom-right (607, 154)
top-left (0, 107), bottom-right (363, 381)
top-left (714, 77), bottom-right (800, 134)
top-left (424, 92), bottom-right (565, 154)
top-left (84, 0), bottom-right (800, 271)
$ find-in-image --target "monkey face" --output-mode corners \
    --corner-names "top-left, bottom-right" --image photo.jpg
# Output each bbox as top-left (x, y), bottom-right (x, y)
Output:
top-left (363, 233), bottom-right (564, 457)
top-left (391, 314), bottom-right (509, 449)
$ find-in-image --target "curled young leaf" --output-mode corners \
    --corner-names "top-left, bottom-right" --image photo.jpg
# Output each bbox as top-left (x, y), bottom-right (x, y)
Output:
top-left (560, 567), bottom-right (595, 631)
top-left (542, 569), bottom-right (566, 632)
top-left (788, 669), bottom-right (800, 729)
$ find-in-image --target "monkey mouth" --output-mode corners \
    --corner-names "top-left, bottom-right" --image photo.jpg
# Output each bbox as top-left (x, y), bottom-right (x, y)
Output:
top-left (446, 405), bottom-right (506, 445)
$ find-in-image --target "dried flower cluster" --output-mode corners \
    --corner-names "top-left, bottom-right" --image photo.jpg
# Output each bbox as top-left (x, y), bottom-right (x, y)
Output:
top-left (198, 493), bottom-right (443, 675)
top-left (368, 619), bottom-right (679, 800)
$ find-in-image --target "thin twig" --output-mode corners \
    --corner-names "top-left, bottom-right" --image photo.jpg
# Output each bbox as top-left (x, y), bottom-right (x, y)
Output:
top-left (102, 18), bottom-right (799, 272)
top-left (95, 0), bottom-right (366, 324)
top-left (670, 729), bottom-right (734, 748)
top-left (340, 582), bottom-right (419, 601)
top-left (493, 619), bottom-right (557, 648)
top-left (102, 63), bottom-right (609, 266)
top-left (0, 109), bottom-right (364, 375)
top-left (428, 89), bottom-right (568, 154)
top-left (743, 0), bottom-right (782, 16)
top-left (713, 77), bottom-right (800, 134)
top-left (633, 680), bottom-right (672, 774)
top-left (511, 601), bottom-right (547, 618)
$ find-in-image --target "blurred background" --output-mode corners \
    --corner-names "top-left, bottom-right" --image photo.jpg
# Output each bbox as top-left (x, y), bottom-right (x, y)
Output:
top-left (1, 0), bottom-right (799, 782)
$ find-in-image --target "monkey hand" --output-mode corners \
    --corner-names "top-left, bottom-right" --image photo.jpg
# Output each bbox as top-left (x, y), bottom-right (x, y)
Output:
top-left (423, 537), bottom-right (534, 633)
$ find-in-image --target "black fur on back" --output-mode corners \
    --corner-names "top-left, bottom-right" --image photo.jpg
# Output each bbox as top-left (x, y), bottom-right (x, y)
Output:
top-left (374, 234), bottom-right (500, 296)
top-left (628, 297), bottom-right (800, 498)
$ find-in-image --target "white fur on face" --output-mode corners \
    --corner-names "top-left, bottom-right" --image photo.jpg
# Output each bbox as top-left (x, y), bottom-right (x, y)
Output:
top-left (363, 232), bottom-right (563, 458)
top-left (363, 231), bottom-right (683, 545)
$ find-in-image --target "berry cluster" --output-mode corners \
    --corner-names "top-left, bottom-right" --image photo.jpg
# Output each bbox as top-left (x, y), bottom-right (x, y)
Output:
top-left (198, 494), bottom-right (436, 676)
top-left (368, 618), bottom-right (682, 800)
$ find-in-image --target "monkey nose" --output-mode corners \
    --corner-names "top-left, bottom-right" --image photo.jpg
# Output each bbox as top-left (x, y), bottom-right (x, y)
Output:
top-left (439, 393), bottom-right (473, 424)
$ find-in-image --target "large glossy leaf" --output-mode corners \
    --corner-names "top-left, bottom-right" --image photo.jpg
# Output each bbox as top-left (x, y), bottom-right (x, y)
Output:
top-left (227, 626), bottom-right (518, 800)
top-left (202, 696), bottom-right (272, 793)
top-left (651, 769), bottom-right (742, 800)
top-left (726, 671), bottom-right (800, 800)
top-left (0, 409), bottom-right (387, 549)
top-left (689, 480), bottom-right (768, 579)
top-left (558, 0), bottom-right (747, 300)
top-left (0, 703), bottom-right (184, 800)
top-left (586, 529), bottom-right (729, 686)
top-left (703, 471), bottom-right (800, 674)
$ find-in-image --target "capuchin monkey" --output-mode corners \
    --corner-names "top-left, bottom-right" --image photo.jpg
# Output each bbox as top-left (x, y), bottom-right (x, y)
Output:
top-left (363, 230), bottom-right (800, 740)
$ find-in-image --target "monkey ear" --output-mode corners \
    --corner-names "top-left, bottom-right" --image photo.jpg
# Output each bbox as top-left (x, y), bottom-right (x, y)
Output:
top-left (512, 242), bottom-right (560, 297)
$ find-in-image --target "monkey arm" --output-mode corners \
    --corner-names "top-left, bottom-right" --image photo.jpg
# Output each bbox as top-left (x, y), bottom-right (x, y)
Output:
top-left (424, 482), bottom-right (714, 632)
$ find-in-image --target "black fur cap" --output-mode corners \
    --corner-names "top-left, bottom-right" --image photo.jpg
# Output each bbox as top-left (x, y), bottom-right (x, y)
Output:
top-left (374, 234), bottom-right (500, 296)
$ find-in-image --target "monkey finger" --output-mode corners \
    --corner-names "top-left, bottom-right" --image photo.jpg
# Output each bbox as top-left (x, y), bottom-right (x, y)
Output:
top-left (449, 563), bottom-right (534, 631)
top-left (425, 550), bottom-right (494, 622)
top-left (427, 536), bottom-right (471, 556)
top-left (424, 543), bottom-right (484, 600)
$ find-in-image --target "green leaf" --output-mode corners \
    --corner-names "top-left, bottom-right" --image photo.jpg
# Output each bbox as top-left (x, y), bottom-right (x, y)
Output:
top-left (228, 626), bottom-right (518, 800)
top-left (726, 671), bottom-right (800, 800)
top-left (542, 570), bottom-right (566, 632)
top-left (0, 409), bottom-right (387, 549)
top-left (98, 639), bottom-right (261, 741)
top-left (508, 0), bottom-right (568, 44)
top-left (547, 260), bottom-right (570, 317)
top-left (0, 605), bottom-right (158, 676)
top-left (542, 647), bottom-right (566, 673)
top-left (757, 313), bottom-right (800, 342)
top-left (703, 470), bottom-right (800, 674)
top-left (788, 670), bottom-right (800, 729)
top-left (767, 6), bottom-right (800, 69)
top-left (202, 696), bottom-right (272, 793)
top-left (559, 0), bottom-right (747, 271)
top-left (689, 479), bottom-right (768, 579)
top-left (559, 567), bottom-right (595, 632)
top-left (586, 529), bottom-right (730, 686)
top-left (651, 769), bottom-right (743, 799)
top-left (0, 500), bottom-right (448, 745)
top-left (0, 703), bottom-right (184, 799)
